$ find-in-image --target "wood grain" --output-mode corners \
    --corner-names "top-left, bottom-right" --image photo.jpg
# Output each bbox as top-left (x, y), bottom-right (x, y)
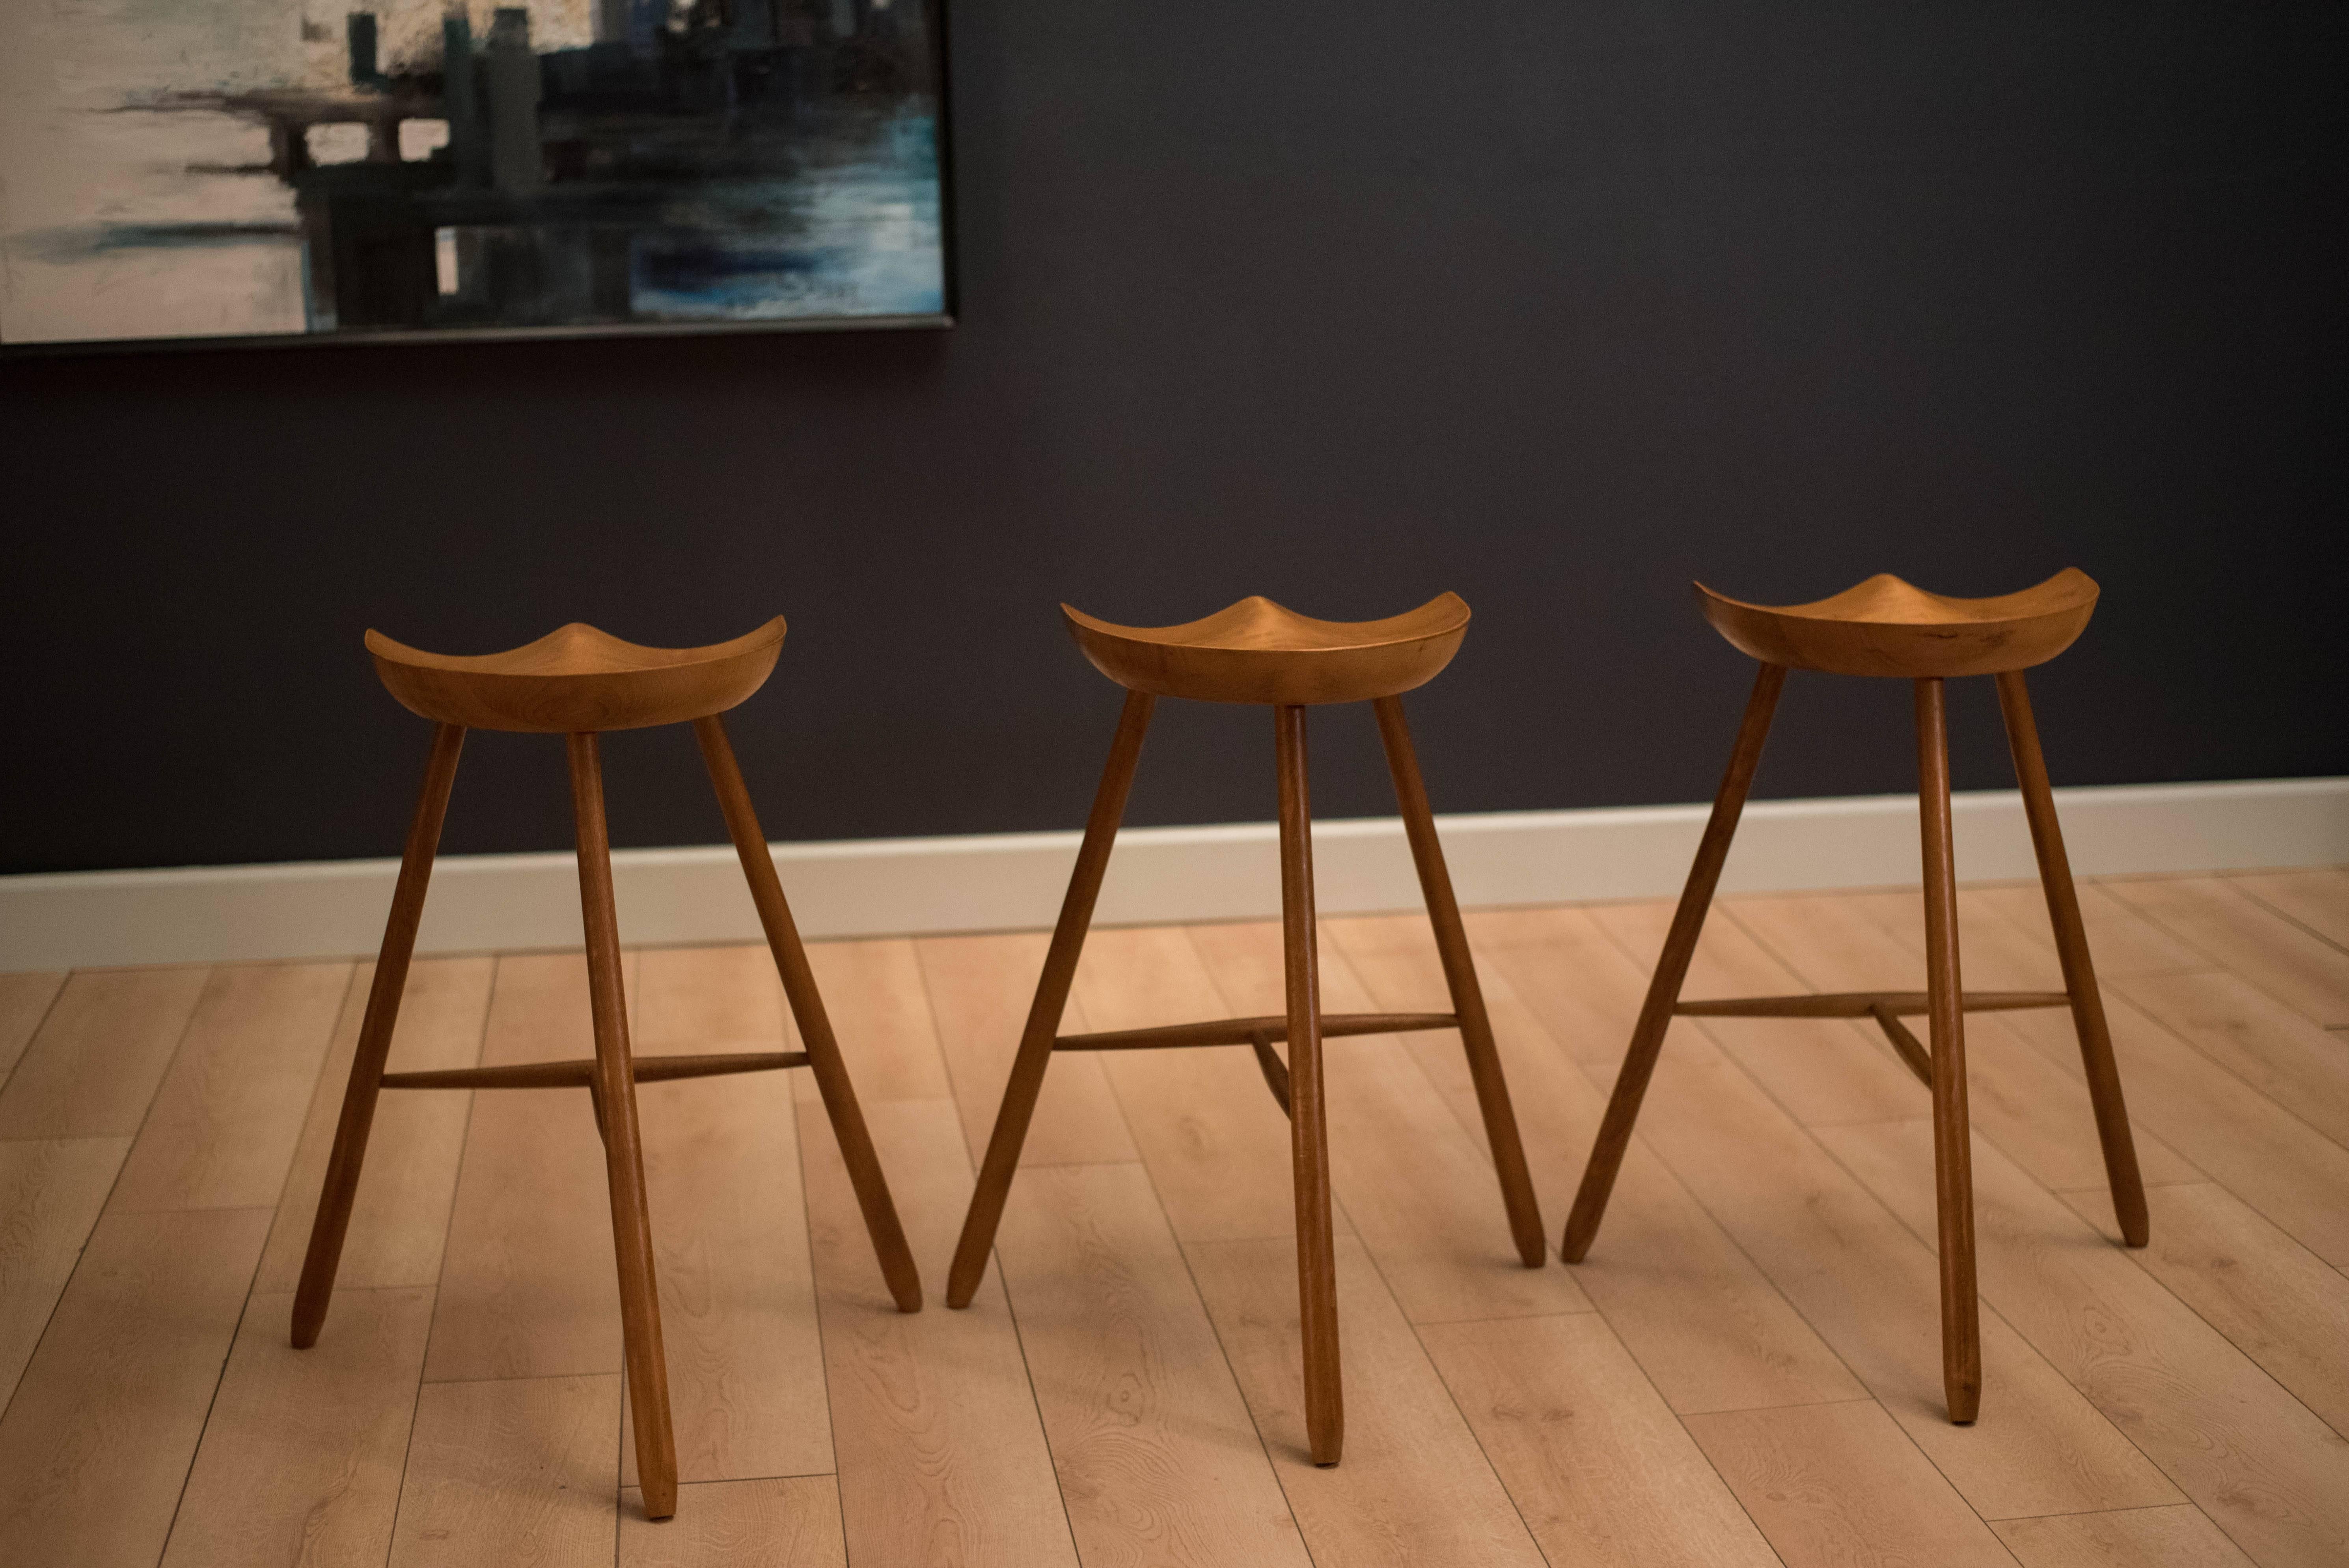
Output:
top-left (1823, 1120), bottom-right (2349, 1566)
top-left (387, 1372), bottom-right (621, 1566)
top-left (992, 1160), bottom-right (1311, 1567)
top-left (2110, 968), bottom-right (2349, 1150)
top-left (0, 1135), bottom-right (129, 1401)
top-left (2058, 1181), bottom-right (2349, 1439)
top-left (0, 965), bottom-right (209, 1138)
top-left (2105, 876), bottom-right (2349, 1026)
top-left (0, 1207), bottom-right (270, 1568)
top-left (2002, 990), bottom-right (2349, 1265)
top-left (1695, 567), bottom-right (2098, 679)
top-left (160, 1286), bottom-right (434, 1568)
top-left (633, 944), bottom-right (787, 1057)
top-left (367, 617), bottom-right (786, 734)
top-left (1600, 1027), bottom-right (2176, 1518)
top-left (1187, 1232), bottom-right (1544, 1565)
top-left (425, 952), bottom-right (630, 1382)
top-left (0, 970), bottom-right (64, 1088)
top-left (109, 960), bottom-right (354, 1213)
top-left (919, 931), bottom-right (1136, 1168)
top-left (1423, 1312), bottom-right (1782, 1568)
top-left (256, 955), bottom-right (492, 1292)
top-left (1685, 1399), bottom-right (2023, 1568)
top-left (1071, 924), bottom-right (1306, 1243)
top-left (1062, 592), bottom-right (1469, 706)
top-left (619, 1475), bottom-right (847, 1567)
top-left (797, 938), bottom-right (953, 1104)
top-left (1189, 919), bottom-right (1587, 1323)
top-left (1436, 908), bottom-right (1869, 1413)
top-left (1968, 882), bottom-right (2216, 979)
top-left (623, 1066), bottom-right (830, 1485)
top-left (2230, 869), bottom-right (2349, 952)
top-left (801, 1095), bottom-right (1079, 1568)
top-left (1993, 1505), bottom-right (2258, 1567)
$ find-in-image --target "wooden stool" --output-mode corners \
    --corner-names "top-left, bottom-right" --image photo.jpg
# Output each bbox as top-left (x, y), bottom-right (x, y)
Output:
top-left (945, 593), bottom-right (1548, 1466)
top-left (1562, 569), bottom-right (2148, 1424)
top-left (291, 619), bottom-right (922, 1521)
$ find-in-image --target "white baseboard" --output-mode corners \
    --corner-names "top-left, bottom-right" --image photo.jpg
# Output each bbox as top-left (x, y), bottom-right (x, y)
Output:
top-left (2, 777), bottom-right (2341, 971)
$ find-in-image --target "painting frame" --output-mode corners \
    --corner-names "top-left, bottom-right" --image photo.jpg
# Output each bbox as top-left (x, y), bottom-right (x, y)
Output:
top-left (0, 0), bottom-right (957, 356)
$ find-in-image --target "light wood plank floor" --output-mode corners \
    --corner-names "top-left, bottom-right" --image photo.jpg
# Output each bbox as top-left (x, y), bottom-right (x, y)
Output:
top-left (2, 869), bottom-right (2345, 1568)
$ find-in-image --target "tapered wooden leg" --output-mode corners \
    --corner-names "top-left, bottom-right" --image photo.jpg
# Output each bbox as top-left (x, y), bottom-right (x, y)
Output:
top-left (568, 732), bottom-right (679, 1519)
top-left (1278, 703), bottom-right (1344, 1465)
top-left (1916, 679), bottom-right (1982, 1424)
top-left (695, 715), bottom-right (923, 1313)
top-left (1996, 671), bottom-right (2148, 1248)
top-left (947, 691), bottom-right (1156, 1309)
top-left (1373, 696), bottom-right (1545, 1268)
top-left (293, 722), bottom-right (465, 1348)
top-left (1563, 664), bottom-right (1785, 1262)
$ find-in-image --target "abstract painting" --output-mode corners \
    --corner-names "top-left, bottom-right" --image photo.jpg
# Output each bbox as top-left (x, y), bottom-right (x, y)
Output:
top-left (0, 0), bottom-right (950, 349)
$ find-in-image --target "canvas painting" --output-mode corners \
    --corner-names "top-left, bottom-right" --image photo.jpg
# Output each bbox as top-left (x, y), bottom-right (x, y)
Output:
top-left (0, 0), bottom-right (949, 348)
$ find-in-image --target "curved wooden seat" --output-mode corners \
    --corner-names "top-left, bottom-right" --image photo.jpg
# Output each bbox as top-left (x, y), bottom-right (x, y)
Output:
top-left (1062, 593), bottom-right (1470, 705)
top-left (365, 618), bottom-right (788, 733)
top-left (1694, 569), bottom-right (2098, 679)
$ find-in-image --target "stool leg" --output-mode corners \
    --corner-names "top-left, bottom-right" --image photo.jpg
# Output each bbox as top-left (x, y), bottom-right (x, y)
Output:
top-left (568, 733), bottom-right (679, 1519)
top-left (1996, 672), bottom-right (2148, 1248)
top-left (1278, 703), bottom-right (1344, 1465)
top-left (695, 716), bottom-right (922, 1313)
top-left (1916, 679), bottom-right (1982, 1424)
top-left (948, 692), bottom-right (1156, 1309)
top-left (1564, 664), bottom-right (1785, 1262)
top-left (293, 722), bottom-right (465, 1348)
top-left (1373, 696), bottom-right (1545, 1268)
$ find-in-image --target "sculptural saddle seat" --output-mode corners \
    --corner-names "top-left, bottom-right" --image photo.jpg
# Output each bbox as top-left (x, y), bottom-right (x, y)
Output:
top-left (1693, 568), bottom-right (2099, 680)
top-left (365, 618), bottom-right (789, 733)
top-left (1061, 591), bottom-right (1471, 706)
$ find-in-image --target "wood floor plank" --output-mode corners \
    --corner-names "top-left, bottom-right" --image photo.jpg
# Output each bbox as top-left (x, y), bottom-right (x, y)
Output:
top-left (1186, 1233), bottom-right (1547, 1566)
top-left (624, 1068), bottom-right (830, 1486)
top-left (800, 1095), bottom-right (1078, 1568)
top-left (1593, 897), bottom-right (1930, 1126)
top-left (1970, 881), bottom-right (2220, 978)
top-left (0, 1135), bottom-right (130, 1403)
top-left (108, 960), bottom-right (353, 1213)
top-left (0, 1207), bottom-right (270, 1568)
top-left (1684, 1399), bottom-right (2023, 1568)
top-left (625, 945), bottom-right (831, 1487)
top-left (387, 1372), bottom-right (621, 1567)
top-left (799, 938), bottom-right (954, 1103)
top-left (1994, 1505), bottom-right (2257, 1567)
top-left (0, 965), bottom-right (209, 1138)
top-left (425, 953), bottom-right (628, 1382)
top-left (1189, 919), bottom-right (1588, 1323)
top-left (619, 1475), bottom-right (847, 1567)
top-left (2108, 970), bottom-right (2349, 1152)
top-left (993, 1161), bottom-right (1311, 1567)
top-left (2104, 877), bottom-right (2349, 1026)
top-left (1723, 893), bottom-right (2202, 1187)
top-left (2056, 1182), bottom-right (2349, 1440)
top-left (255, 955), bottom-right (493, 1293)
top-left (2228, 870), bottom-right (2349, 953)
top-left (918, 931), bottom-right (1138, 1168)
top-left (0, 970), bottom-right (65, 1088)
top-left (1071, 925), bottom-right (1305, 1244)
top-left (634, 944), bottom-right (788, 1055)
top-left (1590, 1023), bottom-right (2179, 1518)
top-left (2002, 990), bottom-right (2349, 1266)
top-left (1821, 1120), bottom-right (2349, 1567)
top-left (1439, 908), bottom-right (1870, 1413)
top-left (1421, 1312), bottom-right (1780, 1568)
top-left (160, 1286), bottom-right (434, 1568)
top-left (798, 1098), bottom-right (1076, 1568)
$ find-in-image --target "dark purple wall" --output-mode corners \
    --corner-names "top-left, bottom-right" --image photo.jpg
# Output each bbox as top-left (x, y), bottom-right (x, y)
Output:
top-left (5, 0), bottom-right (2344, 873)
